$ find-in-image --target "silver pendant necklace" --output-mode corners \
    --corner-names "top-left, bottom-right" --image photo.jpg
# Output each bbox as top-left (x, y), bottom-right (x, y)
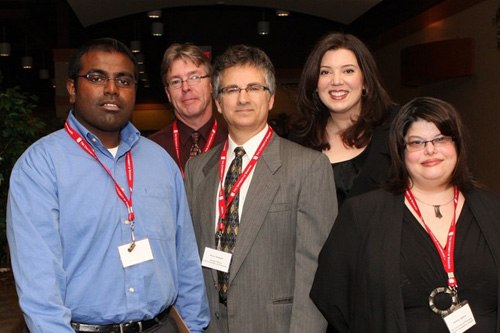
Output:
top-left (414, 197), bottom-right (454, 219)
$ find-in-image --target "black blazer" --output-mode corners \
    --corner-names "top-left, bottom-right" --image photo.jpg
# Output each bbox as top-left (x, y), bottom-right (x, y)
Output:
top-left (311, 188), bottom-right (500, 333)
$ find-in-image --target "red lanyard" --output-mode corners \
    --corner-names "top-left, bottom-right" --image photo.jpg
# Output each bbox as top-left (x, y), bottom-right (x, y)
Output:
top-left (405, 186), bottom-right (459, 289)
top-left (217, 127), bottom-right (273, 231)
top-left (173, 118), bottom-right (218, 177)
top-left (65, 121), bottom-right (135, 223)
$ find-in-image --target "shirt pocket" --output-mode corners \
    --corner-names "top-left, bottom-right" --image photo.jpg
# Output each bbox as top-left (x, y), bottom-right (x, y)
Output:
top-left (135, 186), bottom-right (175, 242)
top-left (268, 202), bottom-right (292, 213)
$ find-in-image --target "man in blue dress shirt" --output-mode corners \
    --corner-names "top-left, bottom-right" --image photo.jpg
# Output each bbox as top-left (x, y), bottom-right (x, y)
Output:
top-left (6, 38), bottom-right (209, 333)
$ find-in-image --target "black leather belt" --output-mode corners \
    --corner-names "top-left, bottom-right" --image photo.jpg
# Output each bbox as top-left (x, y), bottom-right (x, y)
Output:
top-left (71, 306), bottom-right (170, 333)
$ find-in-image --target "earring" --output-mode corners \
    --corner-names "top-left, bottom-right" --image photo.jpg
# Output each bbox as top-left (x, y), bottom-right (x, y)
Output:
top-left (362, 88), bottom-right (367, 97)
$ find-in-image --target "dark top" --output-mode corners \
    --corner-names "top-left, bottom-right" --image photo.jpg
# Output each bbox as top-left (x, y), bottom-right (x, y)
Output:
top-left (148, 117), bottom-right (228, 171)
top-left (401, 203), bottom-right (498, 332)
top-left (290, 105), bottom-right (400, 207)
top-left (331, 144), bottom-right (370, 207)
top-left (311, 189), bottom-right (500, 333)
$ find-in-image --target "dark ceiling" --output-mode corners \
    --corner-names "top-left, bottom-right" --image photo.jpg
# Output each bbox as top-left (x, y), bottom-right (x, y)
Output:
top-left (0, 0), bottom-right (455, 107)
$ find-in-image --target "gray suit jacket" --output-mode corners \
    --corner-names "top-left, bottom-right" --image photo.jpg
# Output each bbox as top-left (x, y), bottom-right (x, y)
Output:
top-left (184, 133), bottom-right (337, 333)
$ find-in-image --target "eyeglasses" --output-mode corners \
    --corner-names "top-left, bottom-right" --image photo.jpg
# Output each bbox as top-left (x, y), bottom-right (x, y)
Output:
top-left (405, 136), bottom-right (454, 152)
top-left (77, 73), bottom-right (136, 88)
top-left (166, 75), bottom-right (209, 89)
top-left (218, 84), bottom-right (270, 97)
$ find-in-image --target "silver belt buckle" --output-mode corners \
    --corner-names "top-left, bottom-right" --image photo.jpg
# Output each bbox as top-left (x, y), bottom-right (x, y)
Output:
top-left (118, 320), bottom-right (142, 333)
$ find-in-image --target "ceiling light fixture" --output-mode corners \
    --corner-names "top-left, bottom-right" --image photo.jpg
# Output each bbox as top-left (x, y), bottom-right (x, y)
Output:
top-left (276, 10), bottom-right (290, 17)
top-left (22, 37), bottom-right (32, 69)
top-left (257, 21), bottom-right (270, 35)
top-left (22, 56), bottom-right (33, 69)
top-left (257, 10), bottom-right (270, 35)
top-left (39, 53), bottom-right (50, 79)
top-left (135, 53), bottom-right (145, 64)
top-left (152, 22), bottom-right (164, 36)
top-left (0, 43), bottom-right (10, 57)
top-left (130, 40), bottom-right (141, 53)
top-left (0, 26), bottom-right (10, 57)
top-left (130, 19), bottom-right (141, 53)
top-left (148, 10), bottom-right (162, 18)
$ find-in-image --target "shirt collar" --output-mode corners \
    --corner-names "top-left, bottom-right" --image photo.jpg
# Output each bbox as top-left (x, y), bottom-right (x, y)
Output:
top-left (176, 117), bottom-right (216, 146)
top-left (68, 110), bottom-right (141, 154)
top-left (227, 124), bottom-right (269, 160)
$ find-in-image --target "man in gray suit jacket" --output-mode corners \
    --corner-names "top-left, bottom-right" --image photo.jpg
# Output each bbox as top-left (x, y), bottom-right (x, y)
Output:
top-left (184, 45), bottom-right (337, 332)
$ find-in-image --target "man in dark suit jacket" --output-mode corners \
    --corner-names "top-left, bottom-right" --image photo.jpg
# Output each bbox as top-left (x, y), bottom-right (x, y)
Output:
top-left (149, 43), bottom-right (227, 175)
top-left (184, 45), bottom-right (337, 332)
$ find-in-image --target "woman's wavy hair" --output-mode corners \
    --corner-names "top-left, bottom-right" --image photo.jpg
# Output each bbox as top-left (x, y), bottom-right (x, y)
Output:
top-left (296, 32), bottom-right (393, 150)
top-left (385, 97), bottom-right (478, 193)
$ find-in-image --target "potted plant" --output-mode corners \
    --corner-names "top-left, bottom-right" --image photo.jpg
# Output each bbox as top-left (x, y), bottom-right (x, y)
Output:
top-left (0, 71), bottom-right (47, 266)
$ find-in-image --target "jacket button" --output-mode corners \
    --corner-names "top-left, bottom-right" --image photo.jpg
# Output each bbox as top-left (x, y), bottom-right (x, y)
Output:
top-left (215, 311), bottom-right (220, 319)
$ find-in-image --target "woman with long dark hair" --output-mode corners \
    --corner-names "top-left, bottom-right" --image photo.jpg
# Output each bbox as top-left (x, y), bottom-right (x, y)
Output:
top-left (294, 32), bottom-right (398, 206)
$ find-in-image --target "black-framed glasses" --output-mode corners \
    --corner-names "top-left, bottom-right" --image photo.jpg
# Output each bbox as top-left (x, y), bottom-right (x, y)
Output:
top-left (405, 136), bottom-right (454, 152)
top-left (218, 84), bottom-right (270, 97)
top-left (166, 75), bottom-right (209, 89)
top-left (76, 73), bottom-right (136, 88)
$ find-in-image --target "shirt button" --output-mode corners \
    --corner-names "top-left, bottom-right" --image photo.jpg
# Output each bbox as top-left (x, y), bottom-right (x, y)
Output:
top-left (92, 138), bottom-right (97, 142)
top-left (128, 287), bottom-right (135, 293)
top-left (124, 220), bottom-right (130, 225)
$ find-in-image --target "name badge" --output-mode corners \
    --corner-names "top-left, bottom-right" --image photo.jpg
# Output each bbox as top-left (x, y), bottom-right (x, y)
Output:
top-left (201, 247), bottom-right (232, 273)
top-left (118, 238), bottom-right (154, 268)
top-left (443, 301), bottom-right (476, 333)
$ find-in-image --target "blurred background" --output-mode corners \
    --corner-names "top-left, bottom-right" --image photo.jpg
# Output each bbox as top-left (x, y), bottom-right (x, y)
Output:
top-left (0, 0), bottom-right (498, 191)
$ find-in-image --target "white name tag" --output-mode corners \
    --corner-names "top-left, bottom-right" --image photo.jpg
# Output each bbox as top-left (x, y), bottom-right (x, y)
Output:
top-left (201, 247), bottom-right (232, 273)
top-left (118, 238), bottom-right (154, 268)
top-left (443, 301), bottom-right (476, 333)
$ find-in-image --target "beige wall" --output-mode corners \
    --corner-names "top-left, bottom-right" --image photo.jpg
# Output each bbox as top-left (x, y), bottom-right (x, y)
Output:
top-left (373, 0), bottom-right (500, 193)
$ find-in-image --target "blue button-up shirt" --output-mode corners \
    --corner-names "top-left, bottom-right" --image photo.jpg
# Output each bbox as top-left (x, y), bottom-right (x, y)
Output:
top-left (7, 112), bottom-right (209, 332)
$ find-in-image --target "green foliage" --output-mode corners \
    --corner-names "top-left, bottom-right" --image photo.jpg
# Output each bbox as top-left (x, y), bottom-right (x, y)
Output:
top-left (0, 74), bottom-right (47, 265)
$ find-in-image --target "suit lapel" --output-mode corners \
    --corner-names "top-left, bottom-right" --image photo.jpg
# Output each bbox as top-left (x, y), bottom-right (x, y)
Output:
top-left (198, 147), bottom-right (223, 284)
top-left (228, 134), bottom-right (282, 284)
top-left (386, 193), bottom-right (407, 331)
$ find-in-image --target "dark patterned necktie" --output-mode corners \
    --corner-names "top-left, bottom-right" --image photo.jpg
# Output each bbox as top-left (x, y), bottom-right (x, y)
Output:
top-left (189, 131), bottom-right (202, 158)
top-left (217, 146), bottom-right (246, 305)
